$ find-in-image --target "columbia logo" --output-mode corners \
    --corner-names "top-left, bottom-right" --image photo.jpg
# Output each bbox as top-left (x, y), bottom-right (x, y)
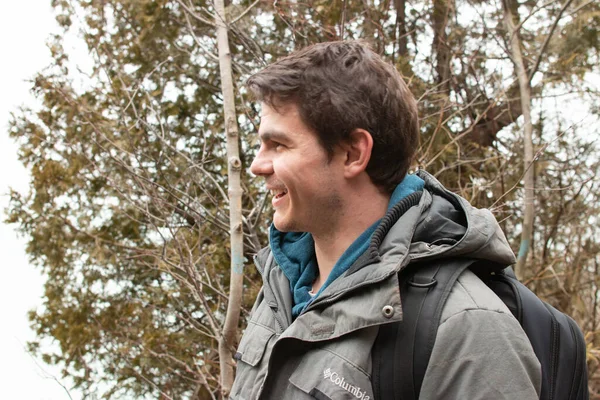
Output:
top-left (322, 368), bottom-right (370, 400)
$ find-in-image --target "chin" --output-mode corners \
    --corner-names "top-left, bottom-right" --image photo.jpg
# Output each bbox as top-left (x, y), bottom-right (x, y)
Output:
top-left (272, 215), bottom-right (288, 232)
top-left (273, 222), bottom-right (289, 232)
top-left (273, 214), bottom-right (301, 233)
top-left (273, 220), bottom-right (293, 232)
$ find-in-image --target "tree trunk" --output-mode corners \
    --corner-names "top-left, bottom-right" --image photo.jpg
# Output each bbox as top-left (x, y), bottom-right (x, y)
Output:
top-left (432, 0), bottom-right (453, 94)
top-left (214, 0), bottom-right (245, 396)
top-left (502, 0), bottom-right (534, 280)
top-left (394, 0), bottom-right (408, 58)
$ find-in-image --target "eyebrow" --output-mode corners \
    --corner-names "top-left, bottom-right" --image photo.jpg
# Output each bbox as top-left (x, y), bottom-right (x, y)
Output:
top-left (259, 129), bottom-right (290, 143)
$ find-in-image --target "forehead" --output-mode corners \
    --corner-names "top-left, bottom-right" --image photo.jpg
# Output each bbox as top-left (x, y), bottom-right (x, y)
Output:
top-left (257, 102), bottom-right (312, 140)
top-left (259, 101), bottom-right (300, 121)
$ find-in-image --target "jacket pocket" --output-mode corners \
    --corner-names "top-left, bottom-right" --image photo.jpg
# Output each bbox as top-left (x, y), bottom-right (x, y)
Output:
top-left (288, 348), bottom-right (374, 400)
top-left (235, 322), bottom-right (275, 366)
top-left (230, 323), bottom-right (276, 400)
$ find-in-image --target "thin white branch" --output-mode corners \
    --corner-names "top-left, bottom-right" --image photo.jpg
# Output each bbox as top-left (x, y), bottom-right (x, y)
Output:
top-left (231, 0), bottom-right (261, 25)
top-left (175, 0), bottom-right (215, 26)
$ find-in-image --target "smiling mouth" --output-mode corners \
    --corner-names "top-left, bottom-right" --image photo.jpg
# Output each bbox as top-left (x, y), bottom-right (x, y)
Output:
top-left (270, 189), bottom-right (288, 199)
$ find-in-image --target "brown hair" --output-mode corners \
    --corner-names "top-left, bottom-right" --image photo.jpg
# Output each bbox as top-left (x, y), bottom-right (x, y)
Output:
top-left (246, 41), bottom-right (419, 193)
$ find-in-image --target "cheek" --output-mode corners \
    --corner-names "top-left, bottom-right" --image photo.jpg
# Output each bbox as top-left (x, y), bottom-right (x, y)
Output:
top-left (274, 156), bottom-right (312, 180)
top-left (274, 152), bottom-right (333, 190)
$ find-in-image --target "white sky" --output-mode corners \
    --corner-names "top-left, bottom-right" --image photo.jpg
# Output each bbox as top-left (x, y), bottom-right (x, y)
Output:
top-left (0, 1), bottom-right (82, 398)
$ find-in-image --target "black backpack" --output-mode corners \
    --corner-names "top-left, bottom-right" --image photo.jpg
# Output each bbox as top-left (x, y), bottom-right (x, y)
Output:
top-left (371, 258), bottom-right (589, 400)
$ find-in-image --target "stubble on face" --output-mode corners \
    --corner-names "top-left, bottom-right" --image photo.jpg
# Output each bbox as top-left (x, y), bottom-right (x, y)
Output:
top-left (275, 176), bottom-right (345, 236)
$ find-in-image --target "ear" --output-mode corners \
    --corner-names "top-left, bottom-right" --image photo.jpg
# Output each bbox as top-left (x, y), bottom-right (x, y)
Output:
top-left (342, 128), bottom-right (373, 179)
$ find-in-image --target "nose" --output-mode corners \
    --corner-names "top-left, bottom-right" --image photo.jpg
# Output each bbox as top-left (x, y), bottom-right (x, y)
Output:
top-left (250, 147), bottom-right (273, 177)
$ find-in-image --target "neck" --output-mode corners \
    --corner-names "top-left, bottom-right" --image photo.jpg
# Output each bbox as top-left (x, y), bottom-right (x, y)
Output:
top-left (311, 184), bottom-right (389, 291)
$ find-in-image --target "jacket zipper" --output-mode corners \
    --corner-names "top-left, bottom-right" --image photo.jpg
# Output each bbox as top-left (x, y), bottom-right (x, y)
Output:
top-left (254, 256), bottom-right (287, 334)
top-left (252, 255), bottom-right (289, 399)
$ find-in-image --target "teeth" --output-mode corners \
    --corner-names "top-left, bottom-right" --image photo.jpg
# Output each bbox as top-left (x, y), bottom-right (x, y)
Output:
top-left (270, 189), bottom-right (288, 197)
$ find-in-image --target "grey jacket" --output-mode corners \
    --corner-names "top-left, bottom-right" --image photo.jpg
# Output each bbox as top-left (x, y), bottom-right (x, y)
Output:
top-left (231, 172), bottom-right (541, 399)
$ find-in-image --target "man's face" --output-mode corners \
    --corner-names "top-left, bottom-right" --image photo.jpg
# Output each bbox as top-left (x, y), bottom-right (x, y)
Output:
top-left (250, 102), bottom-right (345, 235)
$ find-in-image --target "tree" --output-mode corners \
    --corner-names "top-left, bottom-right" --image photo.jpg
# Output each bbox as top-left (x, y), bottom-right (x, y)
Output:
top-left (212, 0), bottom-right (245, 394)
top-left (7, 0), bottom-right (600, 397)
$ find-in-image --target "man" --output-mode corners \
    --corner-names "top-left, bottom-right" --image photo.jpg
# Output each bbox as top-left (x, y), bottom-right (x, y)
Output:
top-left (231, 41), bottom-right (541, 399)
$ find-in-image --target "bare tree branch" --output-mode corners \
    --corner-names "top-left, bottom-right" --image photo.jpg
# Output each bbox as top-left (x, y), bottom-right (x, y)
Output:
top-left (231, 0), bottom-right (261, 25)
top-left (528, 0), bottom-right (576, 82)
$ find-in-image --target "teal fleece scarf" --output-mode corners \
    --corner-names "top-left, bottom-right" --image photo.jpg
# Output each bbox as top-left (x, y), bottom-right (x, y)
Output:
top-left (269, 174), bottom-right (425, 318)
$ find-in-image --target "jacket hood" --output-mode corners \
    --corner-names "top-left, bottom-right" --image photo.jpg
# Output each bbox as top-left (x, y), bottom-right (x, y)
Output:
top-left (406, 170), bottom-right (516, 267)
top-left (361, 170), bottom-right (515, 273)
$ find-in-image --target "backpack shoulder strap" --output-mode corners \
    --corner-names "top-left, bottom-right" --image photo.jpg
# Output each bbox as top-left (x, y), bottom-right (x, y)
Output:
top-left (372, 258), bottom-right (474, 400)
